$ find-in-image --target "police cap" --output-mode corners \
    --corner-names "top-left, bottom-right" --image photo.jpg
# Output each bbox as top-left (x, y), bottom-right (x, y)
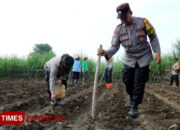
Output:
top-left (116, 3), bottom-right (131, 19)
top-left (62, 54), bottom-right (74, 69)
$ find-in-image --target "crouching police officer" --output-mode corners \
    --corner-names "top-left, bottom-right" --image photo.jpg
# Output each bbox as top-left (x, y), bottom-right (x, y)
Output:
top-left (44, 54), bottom-right (74, 106)
top-left (98, 3), bottom-right (161, 117)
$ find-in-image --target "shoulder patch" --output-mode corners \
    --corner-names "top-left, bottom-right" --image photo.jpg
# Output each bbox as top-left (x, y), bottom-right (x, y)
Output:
top-left (144, 18), bottom-right (155, 36)
top-left (113, 24), bottom-right (121, 35)
top-left (114, 29), bottom-right (118, 34)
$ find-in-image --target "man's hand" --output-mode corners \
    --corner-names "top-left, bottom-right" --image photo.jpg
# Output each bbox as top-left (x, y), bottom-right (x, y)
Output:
top-left (97, 48), bottom-right (107, 56)
top-left (154, 52), bottom-right (161, 64)
top-left (51, 94), bottom-right (56, 101)
top-left (51, 90), bottom-right (56, 101)
top-left (58, 79), bottom-right (62, 85)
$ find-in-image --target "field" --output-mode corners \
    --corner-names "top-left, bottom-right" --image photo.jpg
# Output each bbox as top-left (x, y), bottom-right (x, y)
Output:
top-left (0, 78), bottom-right (180, 130)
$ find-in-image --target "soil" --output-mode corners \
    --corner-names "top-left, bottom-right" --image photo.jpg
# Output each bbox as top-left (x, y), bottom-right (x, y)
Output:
top-left (0, 78), bottom-right (180, 130)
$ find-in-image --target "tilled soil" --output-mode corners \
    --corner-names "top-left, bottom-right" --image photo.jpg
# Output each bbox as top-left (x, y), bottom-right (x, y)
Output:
top-left (0, 79), bottom-right (180, 130)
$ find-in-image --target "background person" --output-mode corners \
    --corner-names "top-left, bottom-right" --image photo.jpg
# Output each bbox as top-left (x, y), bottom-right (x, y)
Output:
top-left (105, 58), bottom-right (113, 88)
top-left (71, 56), bottom-right (81, 87)
top-left (170, 58), bottom-right (179, 87)
top-left (82, 57), bottom-right (88, 85)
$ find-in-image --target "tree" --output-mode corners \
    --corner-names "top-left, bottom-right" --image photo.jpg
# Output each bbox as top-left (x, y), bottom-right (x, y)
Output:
top-left (33, 43), bottom-right (53, 54)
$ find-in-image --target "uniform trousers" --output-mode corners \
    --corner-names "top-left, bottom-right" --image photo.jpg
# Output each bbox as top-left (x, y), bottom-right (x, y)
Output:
top-left (170, 75), bottom-right (179, 87)
top-left (123, 63), bottom-right (149, 108)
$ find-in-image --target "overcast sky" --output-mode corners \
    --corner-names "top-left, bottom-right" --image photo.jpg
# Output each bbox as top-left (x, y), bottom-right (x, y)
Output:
top-left (0, 0), bottom-right (180, 59)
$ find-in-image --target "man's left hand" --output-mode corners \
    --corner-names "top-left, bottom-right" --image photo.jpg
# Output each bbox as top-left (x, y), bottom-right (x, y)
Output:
top-left (154, 52), bottom-right (161, 64)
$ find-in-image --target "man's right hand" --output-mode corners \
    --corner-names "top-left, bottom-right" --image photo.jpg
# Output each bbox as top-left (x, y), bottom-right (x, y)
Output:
top-left (51, 90), bottom-right (56, 101)
top-left (97, 48), bottom-right (107, 56)
top-left (154, 52), bottom-right (161, 64)
top-left (51, 94), bottom-right (56, 102)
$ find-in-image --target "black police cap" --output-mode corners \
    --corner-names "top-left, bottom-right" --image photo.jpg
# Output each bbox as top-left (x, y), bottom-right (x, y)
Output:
top-left (116, 3), bottom-right (131, 19)
top-left (62, 54), bottom-right (74, 69)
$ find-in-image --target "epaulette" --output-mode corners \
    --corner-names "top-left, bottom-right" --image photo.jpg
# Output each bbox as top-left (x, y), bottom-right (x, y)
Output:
top-left (133, 16), bottom-right (145, 21)
top-left (116, 24), bottom-right (122, 31)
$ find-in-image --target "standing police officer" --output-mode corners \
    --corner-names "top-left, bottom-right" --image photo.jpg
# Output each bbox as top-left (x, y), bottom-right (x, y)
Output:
top-left (98, 3), bottom-right (161, 117)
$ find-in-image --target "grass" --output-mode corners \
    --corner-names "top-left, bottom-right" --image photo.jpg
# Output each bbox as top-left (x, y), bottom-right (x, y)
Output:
top-left (0, 40), bottom-right (180, 82)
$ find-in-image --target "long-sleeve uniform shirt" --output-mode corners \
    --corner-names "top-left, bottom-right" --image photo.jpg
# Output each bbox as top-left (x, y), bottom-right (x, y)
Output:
top-left (44, 56), bottom-right (69, 91)
top-left (106, 16), bottom-right (160, 68)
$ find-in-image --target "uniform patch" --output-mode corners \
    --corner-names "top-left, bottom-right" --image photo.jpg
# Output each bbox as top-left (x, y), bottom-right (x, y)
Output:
top-left (137, 25), bottom-right (142, 29)
top-left (138, 32), bottom-right (144, 37)
top-left (139, 37), bottom-right (145, 42)
top-left (145, 19), bottom-right (151, 26)
top-left (120, 35), bottom-right (128, 41)
top-left (144, 18), bottom-right (155, 36)
top-left (114, 29), bottom-right (117, 34)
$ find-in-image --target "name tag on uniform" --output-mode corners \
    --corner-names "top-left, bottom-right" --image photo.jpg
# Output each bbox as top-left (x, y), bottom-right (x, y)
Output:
top-left (120, 34), bottom-right (129, 41)
top-left (139, 37), bottom-right (145, 42)
top-left (137, 32), bottom-right (144, 37)
top-left (136, 30), bottom-right (145, 43)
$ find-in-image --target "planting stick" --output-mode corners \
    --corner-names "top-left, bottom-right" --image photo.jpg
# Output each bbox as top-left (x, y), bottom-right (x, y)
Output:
top-left (98, 71), bottom-right (105, 86)
top-left (92, 44), bottom-right (102, 119)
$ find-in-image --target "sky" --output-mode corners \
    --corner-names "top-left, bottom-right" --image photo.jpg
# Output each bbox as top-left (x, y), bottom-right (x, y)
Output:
top-left (0, 0), bottom-right (180, 60)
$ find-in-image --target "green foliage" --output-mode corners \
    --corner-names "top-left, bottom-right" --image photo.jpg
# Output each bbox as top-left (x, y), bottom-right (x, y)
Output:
top-left (0, 56), bottom-right (28, 77)
top-left (27, 52), bottom-right (55, 70)
top-left (33, 43), bottom-right (54, 54)
top-left (112, 57), bottom-right (123, 79)
top-left (0, 53), bottom-right (55, 78)
top-left (149, 40), bottom-right (180, 82)
top-left (1, 40), bottom-right (180, 81)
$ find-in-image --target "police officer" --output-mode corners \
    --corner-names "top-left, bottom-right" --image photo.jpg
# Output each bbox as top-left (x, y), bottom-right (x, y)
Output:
top-left (98, 3), bottom-right (161, 117)
top-left (44, 54), bottom-right (74, 106)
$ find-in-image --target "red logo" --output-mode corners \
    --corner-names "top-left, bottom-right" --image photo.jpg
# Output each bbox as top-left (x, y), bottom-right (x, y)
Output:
top-left (26, 115), bottom-right (66, 121)
top-left (121, 36), bottom-right (128, 40)
top-left (114, 29), bottom-right (117, 34)
top-left (0, 111), bottom-right (65, 125)
top-left (137, 25), bottom-right (142, 29)
top-left (0, 111), bottom-right (25, 125)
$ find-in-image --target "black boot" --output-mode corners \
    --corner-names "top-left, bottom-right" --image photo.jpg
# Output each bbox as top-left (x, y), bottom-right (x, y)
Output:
top-left (56, 98), bottom-right (62, 105)
top-left (129, 103), bottom-right (138, 117)
top-left (50, 100), bottom-right (58, 106)
top-left (125, 102), bottom-right (132, 108)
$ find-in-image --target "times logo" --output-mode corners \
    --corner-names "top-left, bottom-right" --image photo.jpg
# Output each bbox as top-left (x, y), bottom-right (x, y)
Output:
top-left (0, 111), bottom-right (25, 125)
top-left (0, 111), bottom-right (65, 125)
